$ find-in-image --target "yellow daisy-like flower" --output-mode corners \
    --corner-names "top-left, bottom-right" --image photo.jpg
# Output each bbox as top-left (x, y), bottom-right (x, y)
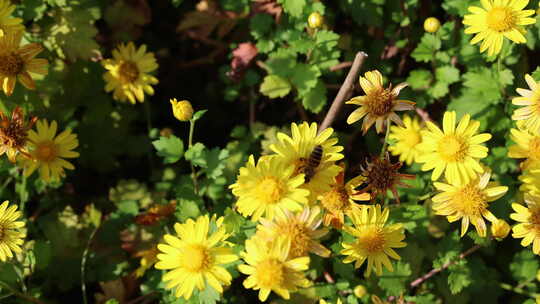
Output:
top-left (320, 299), bottom-right (343, 304)
top-left (0, 0), bottom-right (23, 37)
top-left (512, 74), bottom-right (540, 133)
top-left (388, 114), bottom-right (424, 165)
top-left (230, 155), bottom-right (309, 221)
top-left (269, 122), bottom-right (344, 200)
top-left (519, 167), bottom-right (540, 196)
top-left (416, 111), bottom-right (492, 185)
top-left (319, 164), bottom-right (370, 229)
top-left (340, 205), bottom-right (406, 277)
top-left (238, 236), bottom-right (311, 302)
top-left (0, 200), bottom-right (25, 262)
top-left (345, 70), bottom-right (415, 134)
top-left (432, 170), bottom-right (508, 237)
top-left (256, 206), bottom-right (330, 258)
top-left (510, 195), bottom-right (540, 254)
top-left (155, 215), bottom-right (238, 299)
top-left (102, 42), bottom-right (158, 104)
top-left (21, 119), bottom-right (80, 182)
top-left (0, 30), bottom-right (48, 96)
top-left (508, 127), bottom-right (540, 169)
top-left (0, 106), bottom-right (37, 163)
top-left (463, 0), bottom-right (536, 57)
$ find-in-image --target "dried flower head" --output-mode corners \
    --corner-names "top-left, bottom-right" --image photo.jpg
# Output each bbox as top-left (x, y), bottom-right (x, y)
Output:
top-left (0, 106), bottom-right (36, 162)
top-left (357, 153), bottom-right (414, 203)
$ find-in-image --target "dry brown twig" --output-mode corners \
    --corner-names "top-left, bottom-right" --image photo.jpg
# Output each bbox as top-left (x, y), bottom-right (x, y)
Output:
top-left (318, 51), bottom-right (368, 134)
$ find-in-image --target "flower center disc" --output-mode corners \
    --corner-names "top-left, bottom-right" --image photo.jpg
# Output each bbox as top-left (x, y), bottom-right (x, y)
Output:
top-left (280, 222), bottom-right (310, 258)
top-left (529, 138), bottom-right (540, 161)
top-left (438, 135), bottom-right (468, 162)
top-left (403, 131), bottom-right (421, 147)
top-left (118, 61), bottom-right (140, 83)
top-left (367, 88), bottom-right (394, 116)
top-left (256, 258), bottom-right (284, 288)
top-left (359, 227), bottom-right (386, 254)
top-left (36, 142), bottom-right (57, 162)
top-left (487, 7), bottom-right (515, 32)
top-left (0, 53), bottom-right (24, 76)
top-left (255, 177), bottom-right (284, 204)
top-left (182, 244), bottom-right (211, 272)
top-left (453, 184), bottom-right (487, 216)
top-left (322, 187), bottom-right (349, 212)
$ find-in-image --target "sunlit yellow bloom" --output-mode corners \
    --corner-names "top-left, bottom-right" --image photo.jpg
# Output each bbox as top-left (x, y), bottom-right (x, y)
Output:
top-left (170, 98), bottom-right (193, 121)
top-left (270, 122), bottom-right (344, 200)
top-left (512, 74), bottom-right (540, 133)
top-left (319, 164), bottom-right (370, 229)
top-left (491, 218), bottom-right (511, 240)
top-left (417, 111), bottom-right (491, 185)
top-left (463, 0), bottom-right (536, 56)
top-left (510, 195), bottom-right (540, 255)
top-left (432, 170), bottom-right (507, 237)
top-left (341, 205), bottom-right (406, 277)
top-left (0, 31), bottom-right (48, 96)
top-left (21, 119), bottom-right (79, 182)
top-left (519, 168), bottom-right (540, 196)
top-left (319, 299), bottom-right (343, 304)
top-left (388, 114), bottom-right (424, 165)
top-left (230, 155), bottom-right (309, 221)
top-left (155, 215), bottom-right (238, 299)
top-left (238, 236), bottom-right (310, 301)
top-left (102, 42), bottom-right (158, 104)
top-left (256, 206), bottom-right (330, 258)
top-left (346, 70), bottom-right (415, 134)
top-left (508, 127), bottom-right (540, 169)
top-left (424, 17), bottom-right (441, 33)
top-left (0, 0), bottom-right (23, 37)
top-left (0, 200), bottom-right (25, 262)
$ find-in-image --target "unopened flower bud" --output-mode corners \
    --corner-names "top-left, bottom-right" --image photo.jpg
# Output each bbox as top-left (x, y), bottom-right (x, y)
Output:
top-left (170, 98), bottom-right (193, 121)
top-left (424, 17), bottom-right (441, 33)
top-left (353, 284), bottom-right (367, 298)
top-left (491, 219), bottom-right (510, 240)
top-left (308, 12), bottom-right (324, 29)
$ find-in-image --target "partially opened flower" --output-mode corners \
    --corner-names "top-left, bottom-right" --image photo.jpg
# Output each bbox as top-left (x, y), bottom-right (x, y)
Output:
top-left (417, 111), bottom-right (491, 185)
top-left (463, 0), bottom-right (535, 56)
top-left (512, 74), bottom-right (540, 133)
top-left (0, 200), bottom-right (25, 262)
top-left (155, 215), bottom-right (238, 299)
top-left (508, 127), bottom-right (540, 169)
top-left (519, 168), bottom-right (540, 196)
top-left (341, 205), bottom-right (406, 277)
top-left (256, 206), bottom-right (330, 258)
top-left (102, 42), bottom-right (158, 104)
top-left (432, 170), bottom-right (508, 237)
top-left (511, 195), bottom-right (540, 255)
top-left (230, 155), bottom-right (309, 221)
top-left (346, 70), bottom-right (415, 134)
top-left (0, 30), bottom-right (48, 96)
top-left (238, 236), bottom-right (310, 301)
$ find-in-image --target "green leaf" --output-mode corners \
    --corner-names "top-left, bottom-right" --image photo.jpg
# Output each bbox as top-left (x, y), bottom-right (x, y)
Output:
top-left (278, 0), bottom-right (306, 17)
top-left (185, 143), bottom-right (206, 167)
top-left (378, 261), bottom-right (412, 295)
top-left (260, 75), bottom-right (292, 98)
top-left (407, 69), bottom-right (432, 90)
top-left (34, 240), bottom-right (52, 270)
top-left (171, 0), bottom-right (183, 7)
top-left (152, 135), bottom-right (184, 164)
top-left (448, 259), bottom-right (472, 294)
top-left (250, 14), bottom-right (274, 39)
top-left (291, 63), bottom-right (321, 95)
top-left (510, 250), bottom-right (539, 282)
top-left (204, 148), bottom-right (229, 179)
top-left (436, 66), bottom-right (460, 85)
top-left (198, 284), bottom-right (221, 304)
top-left (411, 34), bottom-right (441, 63)
top-left (192, 109), bottom-right (207, 122)
top-left (301, 80), bottom-right (327, 113)
top-left (442, 0), bottom-right (471, 16)
top-left (117, 200), bottom-right (139, 215)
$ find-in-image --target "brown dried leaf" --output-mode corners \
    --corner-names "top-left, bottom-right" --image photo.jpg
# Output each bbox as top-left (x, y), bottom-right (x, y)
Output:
top-left (228, 42), bottom-right (258, 81)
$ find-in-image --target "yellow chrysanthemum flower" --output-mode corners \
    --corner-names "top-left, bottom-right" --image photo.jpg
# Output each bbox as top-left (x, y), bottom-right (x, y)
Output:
top-left (102, 42), bottom-right (158, 104)
top-left (256, 206), bottom-right (330, 258)
top-left (491, 218), bottom-right (511, 240)
top-left (21, 119), bottom-right (79, 182)
top-left (519, 167), bottom-right (540, 196)
top-left (416, 111), bottom-right (492, 185)
top-left (0, 30), bottom-right (48, 96)
top-left (346, 70), bottom-right (415, 134)
top-left (320, 299), bottom-right (343, 304)
top-left (510, 195), bottom-right (540, 254)
top-left (463, 0), bottom-right (536, 56)
top-left (238, 236), bottom-right (311, 302)
top-left (230, 155), bottom-right (309, 221)
top-left (0, 0), bottom-right (23, 37)
top-left (155, 215), bottom-right (238, 299)
top-left (341, 205), bottom-right (406, 277)
top-left (508, 127), bottom-right (540, 169)
top-left (0, 200), bottom-right (25, 262)
top-left (432, 170), bottom-right (508, 237)
top-left (170, 98), bottom-right (193, 121)
top-left (0, 106), bottom-right (36, 163)
top-left (269, 122), bottom-right (344, 200)
top-left (319, 164), bottom-right (370, 229)
top-left (388, 114), bottom-right (424, 165)
top-left (512, 74), bottom-right (540, 133)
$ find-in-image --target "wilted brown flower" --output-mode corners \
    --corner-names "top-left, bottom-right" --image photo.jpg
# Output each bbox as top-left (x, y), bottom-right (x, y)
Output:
top-left (0, 106), bottom-right (36, 162)
top-left (358, 153), bottom-right (414, 203)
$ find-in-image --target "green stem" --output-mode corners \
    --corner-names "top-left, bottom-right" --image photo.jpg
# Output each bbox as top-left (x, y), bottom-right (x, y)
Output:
top-left (144, 101), bottom-right (154, 171)
top-left (500, 282), bottom-right (539, 298)
top-left (0, 281), bottom-right (45, 304)
top-left (188, 119), bottom-right (198, 194)
top-left (81, 225), bottom-right (99, 304)
top-left (19, 173), bottom-right (26, 214)
top-left (380, 119), bottom-right (391, 158)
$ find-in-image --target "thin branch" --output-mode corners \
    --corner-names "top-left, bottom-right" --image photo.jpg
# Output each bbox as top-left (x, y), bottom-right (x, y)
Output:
top-left (81, 225), bottom-right (100, 304)
top-left (0, 281), bottom-right (46, 304)
top-left (329, 61), bottom-right (353, 72)
top-left (318, 51), bottom-right (368, 134)
top-left (415, 108), bottom-right (432, 123)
